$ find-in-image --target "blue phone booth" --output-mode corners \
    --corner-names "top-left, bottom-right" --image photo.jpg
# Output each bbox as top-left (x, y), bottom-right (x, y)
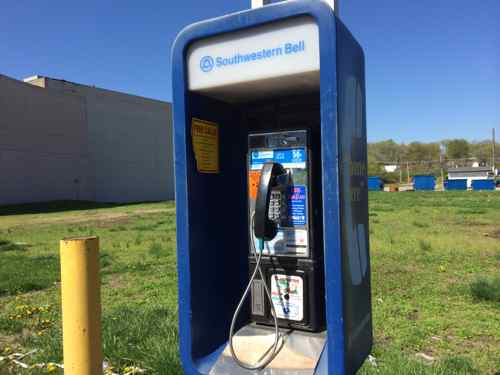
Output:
top-left (172, 1), bottom-right (372, 374)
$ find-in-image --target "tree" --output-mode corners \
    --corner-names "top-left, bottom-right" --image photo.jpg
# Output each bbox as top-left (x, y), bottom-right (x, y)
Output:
top-left (444, 139), bottom-right (470, 160)
top-left (368, 139), bottom-right (404, 163)
top-left (470, 141), bottom-right (493, 164)
top-left (405, 142), bottom-right (440, 162)
top-left (367, 160), bottom-right (382, 176)
top-left (367, 138), bottom-right (493, 178)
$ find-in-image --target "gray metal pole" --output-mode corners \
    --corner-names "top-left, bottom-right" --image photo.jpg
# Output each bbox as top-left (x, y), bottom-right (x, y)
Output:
top-left (493, 128), bottom-right (496, 174)
top-left (440, 154), bottom-right (444, 191)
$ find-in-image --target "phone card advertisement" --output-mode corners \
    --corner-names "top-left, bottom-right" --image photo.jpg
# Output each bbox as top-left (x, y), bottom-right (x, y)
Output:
top-left (271, 274), bottom-right (304, 321)
top-left (250, 148), bottom-right (306, 170)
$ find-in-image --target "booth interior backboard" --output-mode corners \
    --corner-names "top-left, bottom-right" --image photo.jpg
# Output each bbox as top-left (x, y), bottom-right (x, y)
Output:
top-left (172, 1), bottom-right (372, 374)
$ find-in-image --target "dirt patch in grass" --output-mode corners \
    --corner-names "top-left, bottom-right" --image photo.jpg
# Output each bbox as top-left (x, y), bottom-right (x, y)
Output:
top-left (488, 229), bottom-right (500, 239)
top-left (103, 274), bottom-right (127, 290)
top-left (0, 333), bottom-right (20, 347)
top-left (461, 335), bottom-right (498, 351)
top-left (88, 215), bottom-right (131, 229)
top-left (4, 208), bottom-right (174, 230)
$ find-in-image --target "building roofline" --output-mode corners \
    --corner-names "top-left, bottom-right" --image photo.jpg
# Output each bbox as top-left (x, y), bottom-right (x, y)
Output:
top-left (22, 74), bottom-right (170, 105)
top-left (447, 167), bottom-right (492, 172)
top-left (23, 75), bottom-right (42, 82)
top-left (0, 74), bottom-right (48, 92)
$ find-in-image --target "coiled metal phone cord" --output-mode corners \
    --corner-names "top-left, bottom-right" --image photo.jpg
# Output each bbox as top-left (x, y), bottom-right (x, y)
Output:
top-left (228, 213), bottom-right (282, 370)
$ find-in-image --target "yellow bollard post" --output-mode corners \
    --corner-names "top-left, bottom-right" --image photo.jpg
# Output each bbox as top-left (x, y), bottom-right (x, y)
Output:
top-left (60, 236), bottom-right (102, 375)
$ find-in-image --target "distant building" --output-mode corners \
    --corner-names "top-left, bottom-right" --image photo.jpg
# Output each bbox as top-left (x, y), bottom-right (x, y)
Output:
top-left (0, 74), bottom-right (174, 205)
top-left (447, 166), bottom-right (494, 188)
top-left (383, 164), bottom-right (398, 173)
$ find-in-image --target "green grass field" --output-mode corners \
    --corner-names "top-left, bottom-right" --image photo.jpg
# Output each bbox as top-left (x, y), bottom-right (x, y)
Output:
top-left (0, 192), bottom-right (499, 374)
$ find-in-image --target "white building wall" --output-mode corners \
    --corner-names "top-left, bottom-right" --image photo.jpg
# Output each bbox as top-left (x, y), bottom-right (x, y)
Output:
top-left (0, 75), bottom-right (93, 205)
top-left (42, 78), bottom-right (174, 202)
top-left (1, 74), bottom-right (173, 205)
top-left (448, 169), bottom-right (493, 189)
top-left (448, 175), bottom-right (490, 189)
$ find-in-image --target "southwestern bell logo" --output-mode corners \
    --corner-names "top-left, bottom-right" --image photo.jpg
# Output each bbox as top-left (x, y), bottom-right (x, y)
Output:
top-left (199, 40), bottom-right (305, 73)
top-left (200, 56), bottom-right (215, 72)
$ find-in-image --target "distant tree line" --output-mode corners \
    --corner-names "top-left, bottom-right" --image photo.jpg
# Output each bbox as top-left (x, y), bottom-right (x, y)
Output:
top-left (368, 139), bottom-right (499, 182)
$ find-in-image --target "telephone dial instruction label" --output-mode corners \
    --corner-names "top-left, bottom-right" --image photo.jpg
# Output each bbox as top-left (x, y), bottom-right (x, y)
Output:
top-left (254, 228), bottom-right (308, 256)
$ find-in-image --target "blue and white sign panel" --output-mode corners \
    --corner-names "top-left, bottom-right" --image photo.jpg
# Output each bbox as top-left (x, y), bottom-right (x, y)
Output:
top-left (187, 16), bottom-right (319, 95)
top-left (250, 148), bottom-right (307, 170)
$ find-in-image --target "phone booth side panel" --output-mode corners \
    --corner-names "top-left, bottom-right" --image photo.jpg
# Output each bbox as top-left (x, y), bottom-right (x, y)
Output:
top-left (336, 19), bottom-right (373, 374)
top-left (316, 12), bottom-right (346, 375)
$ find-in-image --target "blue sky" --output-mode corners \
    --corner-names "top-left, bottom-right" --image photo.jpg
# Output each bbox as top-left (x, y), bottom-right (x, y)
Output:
top-left (1, 0), bottom-right (498, 142)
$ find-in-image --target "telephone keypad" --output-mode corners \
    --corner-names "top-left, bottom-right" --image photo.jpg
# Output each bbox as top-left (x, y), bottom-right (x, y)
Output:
top-left (268, 190), bottom-right (287, 224)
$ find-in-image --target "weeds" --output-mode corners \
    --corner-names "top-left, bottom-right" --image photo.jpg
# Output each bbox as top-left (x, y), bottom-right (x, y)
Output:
top-left (470, 276), bottom-right (500, 302)
top-left (412, 221), bottom-right (430, 228)
top-left (133, 219), bottom-right (172, 232)
top-left (419, 239), bottom-right (432, 251)
top-left (134, 234), bottom-right (143, 245)
top-left (1, 195), bottom-right (499, 373)
top-left (0, 254), bottom-right (58, 296)
top-left (100, 252), bottom-right (114, 269)
top-left (148, 242), bottom-right (163, 258)
top-left (359, 352), bottom-right (480, 375)
top-left (134, 224), bottom-right (155, 231)
top-left (0, 315), bottom-right (23, 334)
top-left (457, 208), bottom-right (487, 215)
top-left (0, 240), bottom-right (29, 252)
top-left (437, 356), bottom-right (480, 374)
top-left (109, 226), bottom-right (126, 232)
top-left (101, 305), bottom-right (181, 372)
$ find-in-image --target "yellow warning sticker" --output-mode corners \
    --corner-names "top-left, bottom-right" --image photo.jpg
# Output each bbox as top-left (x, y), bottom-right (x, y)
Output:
top-left (191, 118), bottom-right (219, 174)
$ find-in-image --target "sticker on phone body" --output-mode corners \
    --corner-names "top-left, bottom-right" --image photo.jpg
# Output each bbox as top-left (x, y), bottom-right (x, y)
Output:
top-left (248, 170), bottom-right (261, 200)
top-left (271, 274), bottom-right (304, 321)
top-left (288, 185), bottom-right (306, 226)
top-left (254, 228), bottom-right (308, 256)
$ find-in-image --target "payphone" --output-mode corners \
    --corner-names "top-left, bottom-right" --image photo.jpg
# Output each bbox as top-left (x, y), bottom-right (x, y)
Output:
top-left (172, 1), bottom-right (373, 374)
top-left (246, 130), bottom-right (325, 332)
top-left (229, 129), bottom-right (326, 369)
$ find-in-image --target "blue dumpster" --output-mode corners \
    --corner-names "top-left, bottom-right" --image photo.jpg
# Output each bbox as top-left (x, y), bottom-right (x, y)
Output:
top-left (413, 175), bottom-right (436, 191)
top-left (445, 179), bottom-right (467, 191)
top-left (471, 179), bottom-right (495, 191)
top-left (368, 176), bottom-right (383, 191)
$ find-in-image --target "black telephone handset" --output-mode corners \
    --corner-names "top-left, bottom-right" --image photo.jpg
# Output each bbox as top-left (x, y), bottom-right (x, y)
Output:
top-left (230, 161), bottom-right (288, 370)
top-left (254, 162), bottom-right (287, 241)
